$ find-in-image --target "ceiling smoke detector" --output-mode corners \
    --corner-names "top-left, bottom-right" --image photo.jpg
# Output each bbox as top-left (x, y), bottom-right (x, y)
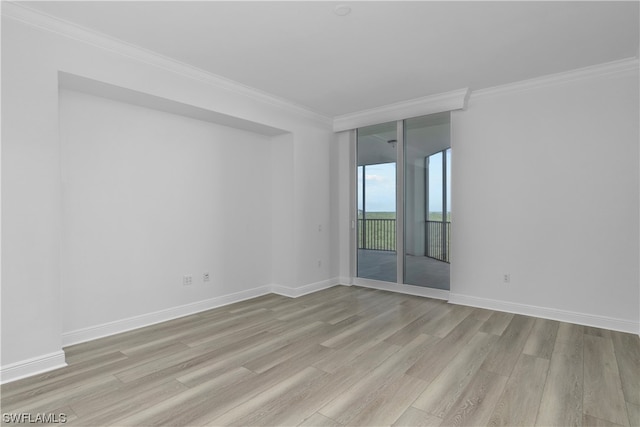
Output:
top-left (334, 4), bottom-right (352, 16)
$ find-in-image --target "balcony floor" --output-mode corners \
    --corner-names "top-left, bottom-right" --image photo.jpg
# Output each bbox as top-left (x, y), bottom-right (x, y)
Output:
top-left (357, 249), bottom-right (450, 290)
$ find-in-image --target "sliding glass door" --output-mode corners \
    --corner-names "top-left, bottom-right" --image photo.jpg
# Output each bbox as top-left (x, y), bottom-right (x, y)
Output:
top-left (404, 113), bottom-right (451, 289)
top-left (356, 121), bottom-right (397, 282)
top-left (356, 113), bottom-right (451, 290)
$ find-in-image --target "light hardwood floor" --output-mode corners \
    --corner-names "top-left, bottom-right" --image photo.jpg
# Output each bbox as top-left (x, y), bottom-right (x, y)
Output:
top-left (1, 286), bottom-right (638, 426)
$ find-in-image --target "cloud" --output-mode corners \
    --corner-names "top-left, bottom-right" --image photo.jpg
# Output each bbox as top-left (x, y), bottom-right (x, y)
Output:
top-left (365, 174), bottom-right (386, 182)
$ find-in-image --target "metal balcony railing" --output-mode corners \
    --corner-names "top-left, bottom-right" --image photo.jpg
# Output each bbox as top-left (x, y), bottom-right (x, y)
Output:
top-left (426, 220), bottom-right (451, 263)
top-left (357, 219), bottom-right (396, 251)
top-left (357, 218), bottom-right (450, 263)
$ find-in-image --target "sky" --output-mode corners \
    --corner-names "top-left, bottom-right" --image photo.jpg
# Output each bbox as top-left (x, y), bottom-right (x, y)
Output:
top-left (358, 152), bottom-right (451, 213)
top-left (357, 163), bottom-right (396, 212)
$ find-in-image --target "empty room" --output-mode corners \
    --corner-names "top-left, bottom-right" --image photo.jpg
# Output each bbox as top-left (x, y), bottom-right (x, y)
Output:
top-left (1, 1), bottom-right (639, 426)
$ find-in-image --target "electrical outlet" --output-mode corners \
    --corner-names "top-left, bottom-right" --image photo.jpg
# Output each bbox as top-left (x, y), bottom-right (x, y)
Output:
top-left (183, 275), bottom-right (193, 286)
top-left (203, 272), bottom-right (210, 282)
top-left (503, 273), bottom-right (511, 284)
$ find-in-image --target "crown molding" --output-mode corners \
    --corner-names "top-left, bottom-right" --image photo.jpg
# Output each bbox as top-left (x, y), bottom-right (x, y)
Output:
top-left (1, 1), bottom-right (333, 128)
top-left (471, 57), bottom-right (640, 101)
top-left (333, 88), bottom-right (470, 132)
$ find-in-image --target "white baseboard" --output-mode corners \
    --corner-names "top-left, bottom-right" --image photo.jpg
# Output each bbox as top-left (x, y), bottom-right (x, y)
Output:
top-left (271, 277), bottom-right (340, 298)
top-left (353, 278), bottom-right (450, 301)
top-left (1, 351), bottom-right (67, 384)
top-left (62, 285), bottom-right (272, 347)
top-left (62, 278), bottom-right (343, 347)
top-left (449, 293), bottom-right (640, 334)
top-left (337, 276), bottom-right (353, 286)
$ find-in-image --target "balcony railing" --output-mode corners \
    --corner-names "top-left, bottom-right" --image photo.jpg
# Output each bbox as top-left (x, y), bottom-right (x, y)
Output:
top-left (426, 220), bottom-right (451, 263)
top-left (358, 218), bottom-right (451, 263)
top-left (357, 219), bottom-right (396, 251)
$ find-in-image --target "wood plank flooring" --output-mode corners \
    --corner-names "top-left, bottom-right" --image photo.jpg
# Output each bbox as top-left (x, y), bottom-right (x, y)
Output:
top-left (1, 285), bottom-right (638, 426)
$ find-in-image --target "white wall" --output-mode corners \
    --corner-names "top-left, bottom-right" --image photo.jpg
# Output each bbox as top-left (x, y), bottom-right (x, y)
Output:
top-left (2, 15), bottom-right (65, 374)
top-left (1, 10), bottom-right (335, 381)
top-left (59, 89), bottom-right (273, 334)
top-left (451, 67), bottom-right (639, 332)
top-left (335, 131), bottom-right (355, 283)
top-left (293, 127), bottom-right (334, 286)
top-left (270, 133), bottom-right (296, 289)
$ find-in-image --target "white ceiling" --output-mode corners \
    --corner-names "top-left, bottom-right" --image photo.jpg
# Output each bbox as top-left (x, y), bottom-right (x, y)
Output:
top-left (22, 1), bottom-right (640, 118)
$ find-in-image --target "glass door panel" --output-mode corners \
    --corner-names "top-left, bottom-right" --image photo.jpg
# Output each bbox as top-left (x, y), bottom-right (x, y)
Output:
top-left (403, 113), bottom-right (451, 289)
top-left (357, 121), bottom-right (397, 282)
